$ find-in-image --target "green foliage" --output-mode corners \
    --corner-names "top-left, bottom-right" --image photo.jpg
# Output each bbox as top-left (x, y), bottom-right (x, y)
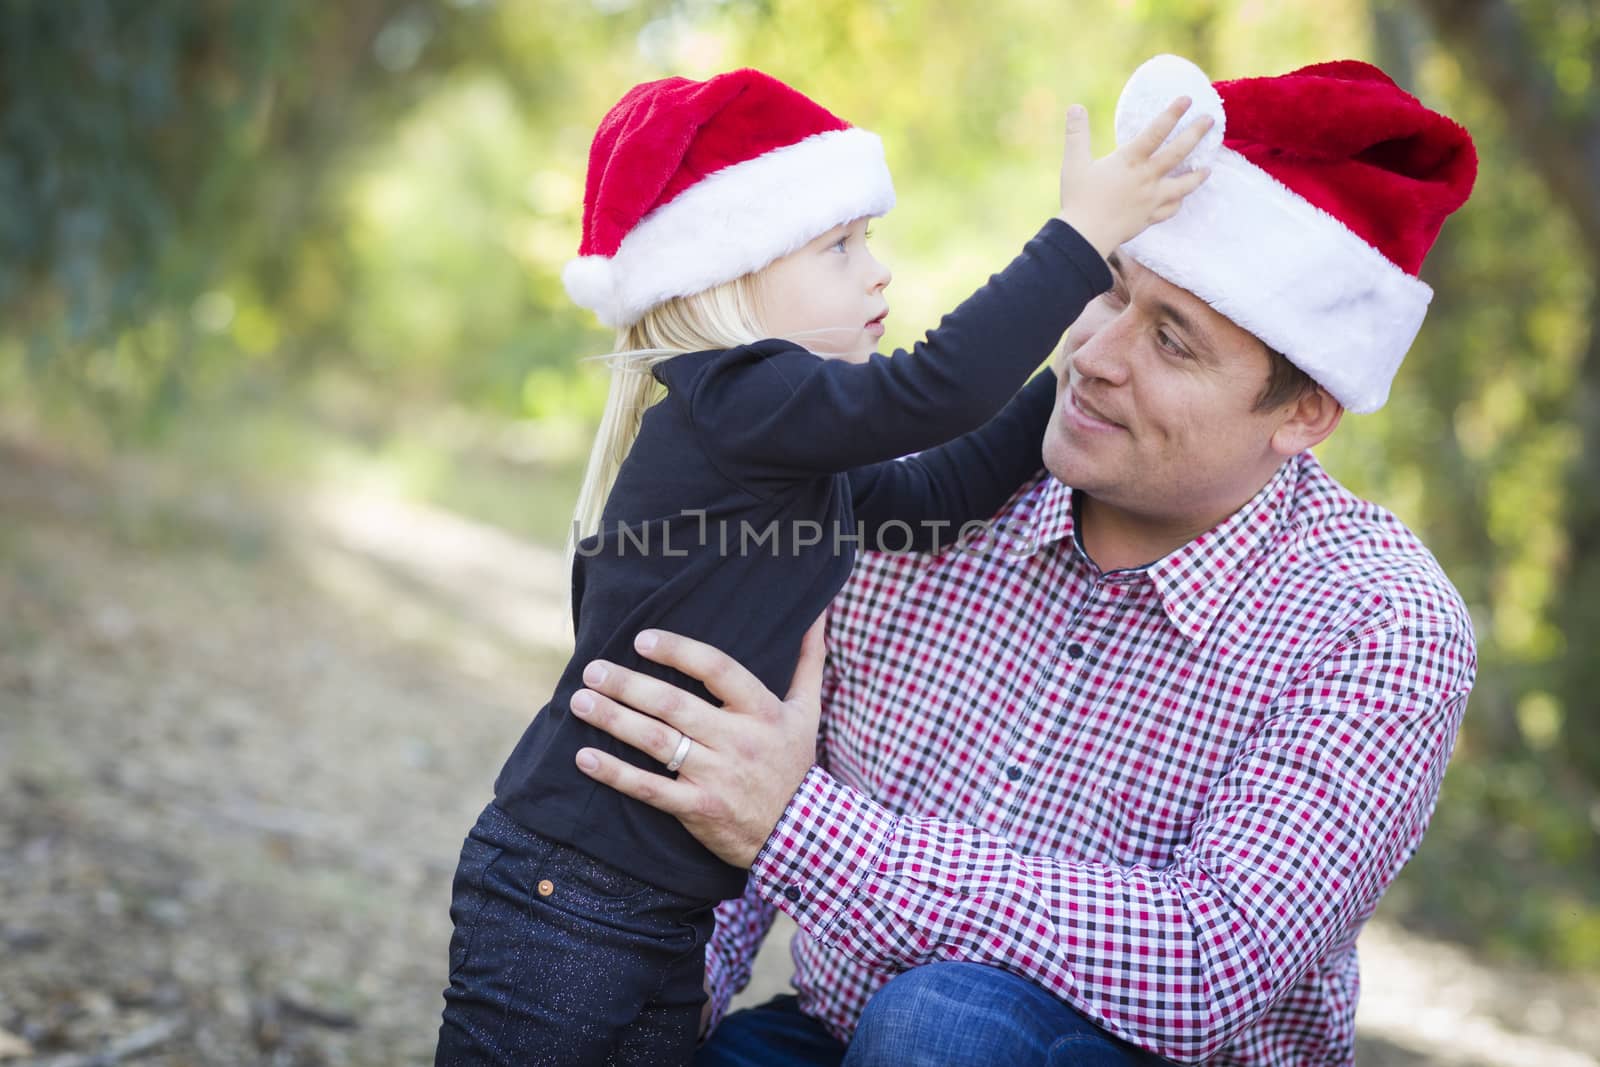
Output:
top-left (1319, 1), bottom-right (1600, 966)
top-left (1, 0), bottom-right (292, 422)
top-left (0, 0), bottom-right (512, 427)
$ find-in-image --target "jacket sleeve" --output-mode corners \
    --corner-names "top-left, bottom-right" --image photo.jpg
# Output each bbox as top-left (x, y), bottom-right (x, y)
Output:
top-left (679, 219), bottom-right (1108, 496)
top-left (743, 619), bottom-right (1475, 1062)
top-left (845, 370), bottom-right (1057, 552)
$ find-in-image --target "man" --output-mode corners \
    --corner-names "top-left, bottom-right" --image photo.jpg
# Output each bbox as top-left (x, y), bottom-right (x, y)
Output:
top-left (564, 55), bottom-right (1478, 1065)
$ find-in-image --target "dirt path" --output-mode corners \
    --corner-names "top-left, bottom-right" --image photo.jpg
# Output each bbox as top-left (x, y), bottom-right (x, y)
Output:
top-left (0, 434), bottom-right (1594, 1065)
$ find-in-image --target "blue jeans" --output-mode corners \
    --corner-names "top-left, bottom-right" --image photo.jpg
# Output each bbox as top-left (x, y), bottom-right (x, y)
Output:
top-left (435, 803), bottom-right (716, 1066)
top-left (697, 963), bottom-right (1173, 1067)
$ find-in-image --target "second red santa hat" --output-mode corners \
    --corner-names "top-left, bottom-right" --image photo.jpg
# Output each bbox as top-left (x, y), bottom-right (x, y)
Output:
top-left (1112, 54), bottom-right (1478, 413)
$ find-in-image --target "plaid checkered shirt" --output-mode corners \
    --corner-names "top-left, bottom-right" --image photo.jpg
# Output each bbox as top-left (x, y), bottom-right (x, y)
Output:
top-left (703, 451), bottom-right (1476, 1065)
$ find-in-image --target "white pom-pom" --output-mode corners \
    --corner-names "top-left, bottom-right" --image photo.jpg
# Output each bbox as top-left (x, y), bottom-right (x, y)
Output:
top-left (562, 255), bottom-right (620, 328)
top-left (1114, 54), bottom-right (1226, 173)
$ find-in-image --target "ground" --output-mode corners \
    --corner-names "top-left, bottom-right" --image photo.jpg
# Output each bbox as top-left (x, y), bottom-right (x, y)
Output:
top-left (0, 431), bottom-right (1595, 1066)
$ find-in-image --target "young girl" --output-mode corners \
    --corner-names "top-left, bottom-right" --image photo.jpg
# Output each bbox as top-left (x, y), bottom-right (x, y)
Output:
top-left (436, 68), bottom-right (1210, 1065)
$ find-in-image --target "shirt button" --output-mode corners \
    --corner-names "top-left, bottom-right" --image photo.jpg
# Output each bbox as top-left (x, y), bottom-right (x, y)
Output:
top-left (1006, 766), bottom-right (1023, 781)
top-left (537, 879), bottom-right (554, 897)
top-left (783, 885), bottom-right (802, 903)
top-left (1068, 642), bottom-right (1086, 659)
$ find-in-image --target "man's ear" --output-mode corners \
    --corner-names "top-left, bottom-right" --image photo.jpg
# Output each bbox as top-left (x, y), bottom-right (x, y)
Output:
top-left (1270, 386), bottom-right (1343, 457)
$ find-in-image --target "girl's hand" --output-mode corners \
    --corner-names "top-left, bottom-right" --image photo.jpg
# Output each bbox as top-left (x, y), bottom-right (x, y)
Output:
top-left (1057, 98), bottom-right (1212, 259)
top-left (568, 613), bottom-right (828, 869)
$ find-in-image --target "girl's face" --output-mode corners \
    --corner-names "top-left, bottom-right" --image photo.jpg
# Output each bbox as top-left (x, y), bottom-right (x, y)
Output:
top-left (755, 217), bottom-right (892, 363)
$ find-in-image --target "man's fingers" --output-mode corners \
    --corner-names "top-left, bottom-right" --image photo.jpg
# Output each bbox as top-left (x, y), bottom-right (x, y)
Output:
top-left (785, 611), bottom-right (828, 712)
top-left (571, 688), bottom-right (692, 767)
top-left (631, 629), bottom-right (769, 713)
top-left (1125, 95), bottom-right (1192, 156)
top-left (575, 748), bottom-right (698, 815)
top-left (1149, 114), bottom-right (1214, 173)
top-left (582, 656), bottom-right (709, 734)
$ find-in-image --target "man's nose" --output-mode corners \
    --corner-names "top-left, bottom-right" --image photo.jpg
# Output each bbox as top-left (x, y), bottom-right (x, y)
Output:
top-left (1070, 313), bottom-right (1133, 385)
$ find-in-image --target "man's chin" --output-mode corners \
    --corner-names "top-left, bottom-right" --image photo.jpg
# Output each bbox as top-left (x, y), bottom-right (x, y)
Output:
top-left (1043, 433), bottom-right (1100, 488)
top-left (1042, 453), bottom-right (1082, 489)
top-left (1048, 445), bottom-right (1131, 496)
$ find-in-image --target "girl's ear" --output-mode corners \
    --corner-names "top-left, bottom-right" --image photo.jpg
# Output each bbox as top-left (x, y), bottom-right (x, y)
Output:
top-left (1270, 385), bottom-right (1343, 457)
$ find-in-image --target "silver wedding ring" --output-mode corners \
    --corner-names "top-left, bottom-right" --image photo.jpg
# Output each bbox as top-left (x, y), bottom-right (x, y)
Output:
top-left (666, 732), bottom-right (693, 773)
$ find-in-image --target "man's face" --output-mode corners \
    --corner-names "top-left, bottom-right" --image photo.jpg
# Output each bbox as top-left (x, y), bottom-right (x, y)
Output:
top-left (756, 217), bottom-right (891, 364)
top-left (1042, 252), bottom-right (1295, 524)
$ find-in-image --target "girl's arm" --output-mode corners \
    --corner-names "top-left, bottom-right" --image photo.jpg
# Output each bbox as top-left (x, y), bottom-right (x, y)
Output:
top-left (845, 369), bottom-right (1058, 552)
top-left (674, 220), bottom-right (1108, 496)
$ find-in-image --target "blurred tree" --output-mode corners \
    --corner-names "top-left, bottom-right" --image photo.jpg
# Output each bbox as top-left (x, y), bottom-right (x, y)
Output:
top-left (0, 0), bottom-right (508, 425)
top-left (1407, 0), bottom-right (1600, 794)
top-left (1336, 0), bottom-right (1600, 963)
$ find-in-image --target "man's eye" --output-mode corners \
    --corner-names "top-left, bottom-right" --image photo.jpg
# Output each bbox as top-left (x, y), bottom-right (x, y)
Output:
top-left (1157, 328), bottom-right (1189, 357)
top-left (1104, 288), bottom-right (1128, 307)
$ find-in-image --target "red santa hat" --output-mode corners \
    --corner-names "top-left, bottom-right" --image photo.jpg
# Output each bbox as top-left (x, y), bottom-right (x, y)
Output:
top-left (563, 69), bottom-right (895, 330)
top-left (1112, 55), bottom-right (1478, 413)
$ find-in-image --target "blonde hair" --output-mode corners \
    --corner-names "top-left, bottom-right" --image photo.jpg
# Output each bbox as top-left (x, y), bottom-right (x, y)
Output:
top-left (565, 274), bottom-right (768, 587)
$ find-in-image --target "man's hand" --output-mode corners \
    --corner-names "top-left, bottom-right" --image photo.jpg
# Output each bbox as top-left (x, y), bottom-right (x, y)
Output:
top-left (570, 614), bottom-right (828, 869)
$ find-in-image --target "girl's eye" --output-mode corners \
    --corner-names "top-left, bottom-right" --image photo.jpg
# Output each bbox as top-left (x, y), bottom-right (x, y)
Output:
top-left (832, 236), bottom-right (849, 253)
top-left (864, 226), bottom-right (874, 240)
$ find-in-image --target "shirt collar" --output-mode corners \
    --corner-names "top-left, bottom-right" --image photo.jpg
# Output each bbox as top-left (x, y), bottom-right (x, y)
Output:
top-left (649, 340), bottom-right (797, 389)
top-left (1018, 459), bottom-right (1297, 645)
top-left (649, 347), bottom-right (721, 389)
top-left (1021, 474), bottom-right (1078, 553)
top-left (1146, 458), bottom-right (1297, 644)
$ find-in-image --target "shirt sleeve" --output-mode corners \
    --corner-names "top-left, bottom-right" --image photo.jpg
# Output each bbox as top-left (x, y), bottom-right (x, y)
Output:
top-left (701, 885), bottom-right (780, 1037)
top-left (678, 219), bottom-right (1109, 496)
top-left (746, 618), bottom-right (1475, 1062)
top-left (845, 369), bottom-right (1056, 552)
top-left (701, 626), bottom-right (853, 1039)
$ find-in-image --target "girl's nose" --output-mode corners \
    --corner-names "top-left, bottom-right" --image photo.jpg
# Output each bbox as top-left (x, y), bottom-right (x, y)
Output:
top-left (869, 253), bottom-right (892, 292)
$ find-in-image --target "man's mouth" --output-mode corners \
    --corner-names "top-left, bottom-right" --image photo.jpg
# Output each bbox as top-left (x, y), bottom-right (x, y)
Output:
top-left (1068, 387), bottom-right (1124, 430)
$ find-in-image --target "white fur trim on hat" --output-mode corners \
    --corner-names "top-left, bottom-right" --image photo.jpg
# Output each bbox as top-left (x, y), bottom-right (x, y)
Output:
top-left (1119, 148), bottom-right (1432, 413)
top-left (562, 126), bottom-right (894, 330)
top-left (1114, 54), bottom-right (1432, 414)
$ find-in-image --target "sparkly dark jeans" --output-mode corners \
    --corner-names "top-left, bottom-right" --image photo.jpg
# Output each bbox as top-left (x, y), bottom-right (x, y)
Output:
top-left (435, 802), bottom-right (715, 1066)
